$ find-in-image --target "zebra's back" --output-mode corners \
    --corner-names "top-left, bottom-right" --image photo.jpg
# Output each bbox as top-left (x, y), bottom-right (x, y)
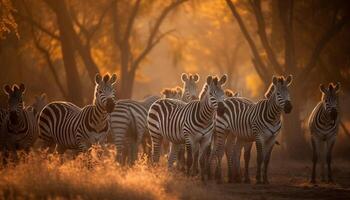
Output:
top-left (38, 101), bottom-right (81, 148)
top-left (148, 98), bottom-right (190, 144)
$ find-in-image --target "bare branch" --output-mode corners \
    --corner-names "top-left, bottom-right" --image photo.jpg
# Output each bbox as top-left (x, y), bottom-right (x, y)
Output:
top-left (131, 29), bottom-right (175, 71)
top-left (123, 0), bottom-right (142, 43)
top-left (297, 14), bottom-right (349, 84)
top-left (225, 0), bottom-right (270, 83)
top-left (250, 0), bottom-right (283, 74)
top-left (131, 0), bottom-right (187, 71)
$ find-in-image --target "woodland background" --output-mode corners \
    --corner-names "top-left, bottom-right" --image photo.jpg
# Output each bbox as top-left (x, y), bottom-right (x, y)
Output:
top-left (0, 0), bottom-right (350, 159)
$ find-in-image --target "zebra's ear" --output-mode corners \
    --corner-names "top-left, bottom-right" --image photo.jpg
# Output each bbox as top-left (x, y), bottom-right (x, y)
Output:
top-left (206, 75), bottom-right (213, 85)
top-left (109, 74), bottom-right (117, 85)
top-left (285, 75), bottom-right (293, 86)
top-left (103, 74), bottom-right (110, 83)
top-left (95, 74), bottom-right (102, 84)
top-left (219, 74), bottom-right (227, 86)
top-left (19, 83), bottom-right (26, 93)
top-left (41, 93), bottom-right (47, 100)
top-left (319, 84), bottom-right (327, 94)
top-left (334, 82), bottom-right (341, 93)
top-left (192, 74), bottom-right (200, 82)
top-left (272, 76), bottom-right (278, 85)
top-left (181, 73), bottom-right (188, 82)
top-left (3, 84), bottom-right (12, 95)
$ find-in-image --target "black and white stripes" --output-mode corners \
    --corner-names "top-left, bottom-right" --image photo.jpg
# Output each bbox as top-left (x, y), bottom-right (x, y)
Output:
top-left (148, 75), bottom-right (227, 179)
top-left (212, 75), bottom-right (293, 184)
top-left (0, 84), bottom-right (37, 152)
top-left (309, 82), bottom-right (340, 183)
top-left (38, 74), bottom-right (116, 153)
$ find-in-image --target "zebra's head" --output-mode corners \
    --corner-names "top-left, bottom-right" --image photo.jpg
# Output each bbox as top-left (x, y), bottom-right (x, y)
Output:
top-left (266, 75), bottom-right (293, 114)
top-left (161, 87), bottom-right (182, 100)
top-left (320, 82), bottom-right (340, 121)
top-left (94, 73), bottom-right (117, 113)
top-left (3, 83), bottom-right (26, 125)
top-left (32, 93), bottom-right (47, 116)
top-left (206, 75), bottom-right (227, 115)
top-left (181, 73), bottom-right (200, 101)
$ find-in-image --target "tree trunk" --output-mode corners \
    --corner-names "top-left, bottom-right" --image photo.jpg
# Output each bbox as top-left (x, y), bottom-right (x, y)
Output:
top-left (281, 85), bottom-right (309, 159)
top-left (47, 0), bottom-right (83, 106)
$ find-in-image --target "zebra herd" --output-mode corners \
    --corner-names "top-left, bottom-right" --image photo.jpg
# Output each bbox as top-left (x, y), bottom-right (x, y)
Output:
top-left (0, 73), bottom-right (341, 184)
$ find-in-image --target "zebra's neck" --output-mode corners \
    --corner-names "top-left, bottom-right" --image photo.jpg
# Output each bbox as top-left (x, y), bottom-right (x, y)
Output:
top-left (318, 104), bottom-right (333, 125)
top-left (266, 93), bottom-right (282, 125)
top-left (181, 90), bottom-right (190, 103)
top-left (8, 110), bottom-right (27, 133)
top-left (199, 93), bottom-right (215, 123)
top-left (92, 101), bottom-right (108, 126)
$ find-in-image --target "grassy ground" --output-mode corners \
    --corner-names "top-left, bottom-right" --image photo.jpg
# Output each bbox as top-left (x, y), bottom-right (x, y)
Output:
top-left (0, 147), bottom-right (349, 200)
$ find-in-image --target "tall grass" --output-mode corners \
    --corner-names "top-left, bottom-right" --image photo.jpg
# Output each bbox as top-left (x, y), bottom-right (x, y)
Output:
top-left (0, 146), bottom-right (220, 200)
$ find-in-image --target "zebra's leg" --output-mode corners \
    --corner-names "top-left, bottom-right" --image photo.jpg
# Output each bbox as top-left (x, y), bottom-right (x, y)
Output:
top-left (243, 142), bottom-right (253, 183)
top-left (199, 134), bottom-right (212, 182)
top-left (177, 144), bottom-right (186, 171)
top-left (255, 135), bottom-right (265, 184)
top-left (310, 136), bottom-right (319, 184)
top-left (232, 138), bottom-right (243, 183)
top-left (184, 133), bottom-right (194, 176)
top-left (212, 132), bottom-right (227, 183)
top-left (150, 130), bottom-right (163, 164)
top-left (326, 137), bottom-right (336, 183)
top-left (191, 142), bottom-right (200, 176)
top-left (319, 140), bottom-right (327, 182)
top-left (168, 143), bottom-right (180, 170)
top-left (225, 133), bottom-right (236, 183)
top-left (262, 138), bottom-right (275, 184)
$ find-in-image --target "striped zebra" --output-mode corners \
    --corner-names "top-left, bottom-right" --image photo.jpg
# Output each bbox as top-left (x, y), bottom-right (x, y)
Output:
top-left (148, 75), bottom-right (226, 180)
top-left (0, 84), bottom-right (37, 153)
top-left (212, 75), bottom-right (293, 184)
top-left (110, 95), bottom-right (160, 165)
top-left (309, 82), bottom-right (340, 183)
top-left (38, 73), bottom-right (116, 153)
top-left (111, 73), bottom-right (199, 165)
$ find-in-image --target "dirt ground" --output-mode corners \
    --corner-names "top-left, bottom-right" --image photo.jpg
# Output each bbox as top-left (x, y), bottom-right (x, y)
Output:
top-left (185, 159), bottom-right (350, 200)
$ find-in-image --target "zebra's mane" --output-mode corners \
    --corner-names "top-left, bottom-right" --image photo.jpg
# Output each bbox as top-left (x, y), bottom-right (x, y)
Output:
top-left (199, 83), bottom-right (209, 100)
top-left (264, 83), bottom-right (275, 98)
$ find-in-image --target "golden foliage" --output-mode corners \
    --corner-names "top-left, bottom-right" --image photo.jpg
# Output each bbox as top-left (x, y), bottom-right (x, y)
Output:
top-left (0, 0), bottom-right (18, 39)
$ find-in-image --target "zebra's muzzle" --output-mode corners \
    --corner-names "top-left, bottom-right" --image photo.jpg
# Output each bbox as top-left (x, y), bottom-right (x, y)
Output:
top-left (217, 102), bottom-right (226, 116)
top-left (9, 111), bottom-right (19, 125)
top-left (284, 101), bottom-right (292, 114)
top-left (330, 108), bottom-right (337, 121)
top-left (106, 98), bottom-right (115, 113)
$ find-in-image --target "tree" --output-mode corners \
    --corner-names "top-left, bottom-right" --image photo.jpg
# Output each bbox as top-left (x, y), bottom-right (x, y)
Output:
top-left (225, 0), bottom-right (350, 158)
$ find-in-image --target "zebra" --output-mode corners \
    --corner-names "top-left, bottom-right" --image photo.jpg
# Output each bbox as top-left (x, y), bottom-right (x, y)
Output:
top-left (0, 83), bottom-right (37, 155)
top-left (309, 82), bottom-right (340, 184)
top-left (212, 75), bottom-right (293, 184)
top-left (37, 73), bottom-right (116, 153)
top-left (111, 73), bottom-right (199, 165)
top-left (110, 95), bottom-right (160, 165)
top-left (148, 75), bottom-right (227, 180)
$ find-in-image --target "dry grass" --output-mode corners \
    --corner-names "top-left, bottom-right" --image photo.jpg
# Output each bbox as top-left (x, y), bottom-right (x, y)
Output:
top-left (0, 146), bottom-right (219, 200)
top-left (1, 146), bottom-right (350, 200)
